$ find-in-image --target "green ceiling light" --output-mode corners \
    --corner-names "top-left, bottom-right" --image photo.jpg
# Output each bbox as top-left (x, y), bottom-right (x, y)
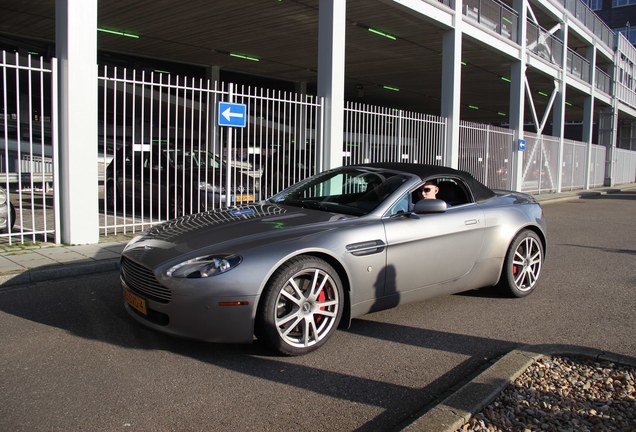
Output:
top-left (538, 91), bottom-right (549, 97)
top-left (368, 28), bottom-right (397, 40)
top-left (154, 69), bottom-right (170, 74)
top-left (500, 75), bottom-right (511, 83)
top-left (468, 105), bottom-right (479, 110)
top-left (98, 27), bottom-right (140, 39)
top-left (229, 53), bottom-right (260, 62)
top-left (498, 111), bottom-right (507, 116)
top-left (565, 101), bottom-right (572, 106)
top-left (382, 85), bottom-right (400, 91)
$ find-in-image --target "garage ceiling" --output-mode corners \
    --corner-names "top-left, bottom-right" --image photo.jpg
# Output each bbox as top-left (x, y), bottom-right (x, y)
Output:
top-left (0, 0), bottom-right (603, 125)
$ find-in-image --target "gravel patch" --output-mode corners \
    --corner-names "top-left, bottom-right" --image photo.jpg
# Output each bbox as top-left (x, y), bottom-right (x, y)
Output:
top-left (456, 356), bottom-right (636, 431)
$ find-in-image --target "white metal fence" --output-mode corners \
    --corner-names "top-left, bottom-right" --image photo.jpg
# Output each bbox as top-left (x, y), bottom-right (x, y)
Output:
top-left (614, 148), bottom-right (636, 185)
top-left (458, 121), bottom-right (515, 190)
top-left (98, 67), bottom-right (323, 236)
top-left (521, 133), bottom-right (561, 193)
top-left (1, 51), bottom-right (635, 244)
top-left (344, 103), bottom-right (447, 166)
top-left (0, 51), bottom-right (58, 244)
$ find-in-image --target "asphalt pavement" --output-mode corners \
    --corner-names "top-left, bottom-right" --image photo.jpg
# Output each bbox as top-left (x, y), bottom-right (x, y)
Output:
top-left (1, 183), bottom-right (635, 431)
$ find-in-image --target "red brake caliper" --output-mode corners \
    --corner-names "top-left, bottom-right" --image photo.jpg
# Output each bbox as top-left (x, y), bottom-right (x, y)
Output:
top-left (316, 290), bottom-right (327, 323)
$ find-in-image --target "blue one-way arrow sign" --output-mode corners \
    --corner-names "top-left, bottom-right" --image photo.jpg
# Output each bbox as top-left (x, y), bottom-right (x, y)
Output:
top-left (218, 102), bottom-right (247, 127)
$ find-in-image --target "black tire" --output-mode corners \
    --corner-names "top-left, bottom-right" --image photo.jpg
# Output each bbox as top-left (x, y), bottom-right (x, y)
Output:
top-left (257, 256), bottom-right (344, 356)
top-left (497, 229), bottom-right (544, 298)
top-left (8, 202), bottom-right (15, 232)
top-left (1, 202), bottom-right (16, 233)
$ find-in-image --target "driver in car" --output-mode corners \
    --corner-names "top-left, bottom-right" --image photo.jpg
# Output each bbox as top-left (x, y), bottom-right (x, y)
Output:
top-left (419, 180), bottom-right (439, 199)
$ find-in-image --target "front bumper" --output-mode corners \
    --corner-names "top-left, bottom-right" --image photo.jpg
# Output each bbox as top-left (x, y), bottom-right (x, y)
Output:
top-left (121, 276), bottom-right (259, 344)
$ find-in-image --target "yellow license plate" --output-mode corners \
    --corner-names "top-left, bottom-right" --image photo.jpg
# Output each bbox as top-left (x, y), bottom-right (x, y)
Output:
top-left (123, 286), bottom-right (147, 315)
top-left (234, 194), bottom-right (254, 203)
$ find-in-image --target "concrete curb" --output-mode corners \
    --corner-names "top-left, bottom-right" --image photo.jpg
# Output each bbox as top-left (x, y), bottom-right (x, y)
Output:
top-left (402, 344), bottom-right (636, 431)
top-left (534, 186), bottom-right (635, 205)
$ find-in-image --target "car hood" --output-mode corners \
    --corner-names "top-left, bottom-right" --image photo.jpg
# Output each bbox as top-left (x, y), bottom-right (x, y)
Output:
top-left (123, 204), bottom-right (351, 265)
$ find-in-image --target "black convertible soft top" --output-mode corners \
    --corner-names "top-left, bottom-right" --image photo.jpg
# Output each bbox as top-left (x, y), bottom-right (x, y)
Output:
top-left (359, 162), bottom-right (496, 202)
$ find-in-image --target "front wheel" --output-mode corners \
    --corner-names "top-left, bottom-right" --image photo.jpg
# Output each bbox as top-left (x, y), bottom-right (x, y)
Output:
top-left (497, 229), bottom-right (544, 298)
top-left (257, 256), bottom-right (344, 356)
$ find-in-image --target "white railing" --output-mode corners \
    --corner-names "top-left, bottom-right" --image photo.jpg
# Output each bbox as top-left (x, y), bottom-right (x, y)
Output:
top-left (527, 21), bottom-right (564, 67)
top-left (521, 133), bottom-right (561, 194)
top-left (562, 0), bottom-right (614, 49)
top-left (595, 67), bottom-right (611, 95)
top-left (561, 138), bottom-right (588, 190)
top-left (614, 148), bottom-right (636, 185)
top-left (0, 51), bottom-right (58, 245)
top-left (462, 0), bottom-right (519, 43)
top-left (566, 49), bottom-right (591, 83)
top-left (458, 121), bottom-right (515, 190)
top-left (343, 103), bottom-right (447, 166)
top-left (98, 67), bottom-right (322, 236)
top-left (2, 51), bottom-right (634, 244)
top-left (589, 144), bottom-right (607, 187)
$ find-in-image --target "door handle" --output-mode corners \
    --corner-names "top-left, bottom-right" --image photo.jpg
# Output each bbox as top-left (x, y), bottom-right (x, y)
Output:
top-left (464, 219), bottom-right (478, 225)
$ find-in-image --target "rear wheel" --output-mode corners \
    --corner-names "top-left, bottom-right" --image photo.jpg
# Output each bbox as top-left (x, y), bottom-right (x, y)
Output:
top-left (497, 229), bottom-right (544, 297)
top-left (257, 256), bottom-right (343, 356)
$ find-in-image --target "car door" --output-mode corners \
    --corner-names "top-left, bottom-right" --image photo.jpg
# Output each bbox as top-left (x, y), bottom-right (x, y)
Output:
top-left (382, 203), bottom-right (485, 296)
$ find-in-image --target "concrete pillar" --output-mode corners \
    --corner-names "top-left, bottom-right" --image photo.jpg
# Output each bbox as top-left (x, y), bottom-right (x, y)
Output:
top-left (509, 0), bottom-right (528, 192)
top-left (56, 0), bottom-right (99, 244)
top-left (582, 46), bottom-right (596, 189)
top-left (440, 0), bottom-right (463, 169)
top-left (553, 22), bottom-right (568, 193)
top-left (317, 0), bottom-right (346, 171)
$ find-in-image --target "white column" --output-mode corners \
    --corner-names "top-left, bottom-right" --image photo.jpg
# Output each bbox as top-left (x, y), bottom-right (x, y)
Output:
top-left (317, 0), bottom-right (346, 171)
top-left (56, 0), bottom-right (99, 244)
top-left (582, 46), bottom-right (596, 189)
top-left (553, 22), bottom-right (568, 193)
top-left (441, 0), bottom-right (463, 169)
top-left (510, 0), bottom-right (527, 192)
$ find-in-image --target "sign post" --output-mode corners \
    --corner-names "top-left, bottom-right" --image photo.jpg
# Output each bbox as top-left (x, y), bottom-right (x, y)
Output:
top-left (218, 88), bottom-right (247, 206)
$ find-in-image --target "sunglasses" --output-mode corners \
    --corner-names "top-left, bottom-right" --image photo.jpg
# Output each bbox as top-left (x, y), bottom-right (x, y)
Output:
top-left (422, 187), bottom-right (435, 193)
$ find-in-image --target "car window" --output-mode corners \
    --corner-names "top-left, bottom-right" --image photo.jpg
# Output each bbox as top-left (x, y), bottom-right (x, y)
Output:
top-left (434, 178), bottom-right (471, 206)
top-left (270, 168), bottom-right (408, 216)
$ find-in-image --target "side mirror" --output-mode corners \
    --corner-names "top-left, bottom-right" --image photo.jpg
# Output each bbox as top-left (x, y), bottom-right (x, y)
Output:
top-left (412, 198), bottom-right (447, 214)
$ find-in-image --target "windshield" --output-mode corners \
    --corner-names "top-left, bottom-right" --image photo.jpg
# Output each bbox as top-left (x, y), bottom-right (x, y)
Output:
top-left (269, 167), bottom-right (409, 216)
top-left (162, 148), bottom-right (220, 170)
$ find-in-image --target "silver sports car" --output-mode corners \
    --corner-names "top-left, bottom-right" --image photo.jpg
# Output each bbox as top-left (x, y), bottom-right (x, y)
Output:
top-left (120, 163), bottom-right (546, 355)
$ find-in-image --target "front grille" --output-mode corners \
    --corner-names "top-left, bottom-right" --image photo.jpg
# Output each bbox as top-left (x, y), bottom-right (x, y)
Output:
top-left (121, 256), bottom-right (172, 303)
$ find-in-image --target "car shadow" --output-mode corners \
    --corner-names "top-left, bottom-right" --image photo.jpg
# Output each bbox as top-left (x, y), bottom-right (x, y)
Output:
top-left (0, 269), bottom-right (523, 430)
top-left (560, 243), bottom-right (636, 256)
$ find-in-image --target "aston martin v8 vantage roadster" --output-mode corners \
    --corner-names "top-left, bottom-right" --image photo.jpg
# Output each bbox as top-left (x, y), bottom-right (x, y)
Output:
top-left (120, 163), bottom-right (547, 355)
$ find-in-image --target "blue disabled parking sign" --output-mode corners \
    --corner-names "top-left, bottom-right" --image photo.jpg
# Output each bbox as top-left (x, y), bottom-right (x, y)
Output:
top-left (218, 102), bottom-right (247, 127)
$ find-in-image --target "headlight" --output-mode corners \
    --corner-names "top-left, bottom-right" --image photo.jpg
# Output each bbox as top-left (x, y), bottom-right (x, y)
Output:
top-left (167, 254), bottom-right (242, 278)
top-left (0, 188), bottom-right (6, 206)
